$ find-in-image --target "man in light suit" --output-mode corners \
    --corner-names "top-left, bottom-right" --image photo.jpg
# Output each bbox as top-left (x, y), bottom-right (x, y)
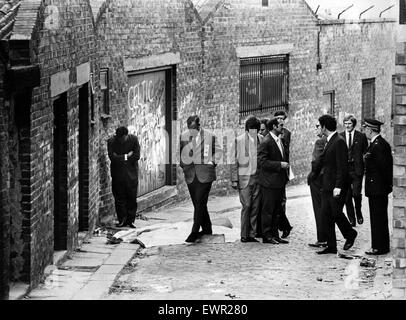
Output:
top-left (258, 118), bottom-right (290, 244)
top-left (230, 116), bottom-right (261, 243)
top-left (363, 118), bottom-right (393, 255)
top-left (313, 115), bottom-right (357, 254)
top-left (339, 115), bottom-right (368, 227)
top-left (180, 115), bottom-right (223, 243)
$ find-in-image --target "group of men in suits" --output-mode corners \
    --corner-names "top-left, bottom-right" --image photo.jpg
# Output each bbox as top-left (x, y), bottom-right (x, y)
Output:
top-left (229, 111), bottom-right (293, 244)
top-left (307, 114), bottom-right (393, 255)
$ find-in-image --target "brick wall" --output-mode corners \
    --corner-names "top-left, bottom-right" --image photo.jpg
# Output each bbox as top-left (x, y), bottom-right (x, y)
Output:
top-left (393, 42), bottom-right (406, 299)
top-left (10, 0), bottom-right (100, 287)
top-left (95, 0), bottom-right (205, 219)
top-left (95, 0), bottom-right (397, 223)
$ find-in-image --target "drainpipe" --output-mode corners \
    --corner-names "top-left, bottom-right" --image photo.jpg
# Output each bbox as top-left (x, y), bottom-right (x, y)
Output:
top-left (317, 24), bottom-right (322, 71)
top-left (338, 4), bottom-right (353, 19)
top-left (359, 5), bottom-right (374, 19)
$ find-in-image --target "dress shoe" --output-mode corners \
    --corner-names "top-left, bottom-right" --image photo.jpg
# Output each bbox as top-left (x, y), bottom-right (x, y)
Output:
top-left (127, 222), bottom-right (136, 229)
top-left (365, 248), bottom-right (389, 255)
top-left (263, 237), bottom-right (279, 244)
top-left (281, 226), bottom-right (293, 239)
top-left (115, 221), bottom-right (126, 227)
top-left (273, 237), bottom-right (289, 244)
top-left (241, 237), bottom-right (259, 243)
top-left (357, 217), bottom-right (364, 225)
top-left (185, 233), bottom-right (200, 243)
top-left (316, 247), bottom-right (338, 254)
top-left (343, 230), bottom-right (358, 250)
top-left (308, 241), bottom-right (328, 248)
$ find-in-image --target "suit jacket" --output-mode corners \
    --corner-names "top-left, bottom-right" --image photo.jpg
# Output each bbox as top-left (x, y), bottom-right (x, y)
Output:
top-left (230, 132), bottom-right (259, 189)
top-left (107, 134), bottom-right (140, 183)
top-left (364, 135), bottom-right (393, 197)
top-left (257, 133), bottom-right (289, 189)
top-left (314, 132), bottom-right (348, 192)
top-left (339, 130), bottom-right (368, 176)
top-left (307, 136), bottom-right (327, 185)
top-left (180, 128), bottom-right (222, 184)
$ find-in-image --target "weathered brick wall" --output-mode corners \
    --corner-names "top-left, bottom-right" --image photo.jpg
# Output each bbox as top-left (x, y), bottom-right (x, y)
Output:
top-left (12, 0), bottom-right (100, 286)
top-left (95, 0), bottom-right (205, 219)
top-left (318, 19), bottom-right (396, 145)
top-left (0, 59), bottom-right (10, 299)
top-left (95, 0), bottom-right (397, 222)
top-left (202, 0), bottom-right (320, 185)
top-left (393, 42), bottom-right (406, 299)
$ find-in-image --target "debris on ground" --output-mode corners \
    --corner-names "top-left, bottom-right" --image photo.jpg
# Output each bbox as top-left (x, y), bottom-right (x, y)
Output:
top-left (225, 293), bottom-right (237, 299)
top-left (316, 277), bottom-right (323, 281)
top-left (106, 237), bottom-right (123, 245)
top-left (360, 257), bottom-right (376, 268)
top-left (130, 238), bottom-right (146, 248)
top-left (338, 253), bottom-right (354, 260)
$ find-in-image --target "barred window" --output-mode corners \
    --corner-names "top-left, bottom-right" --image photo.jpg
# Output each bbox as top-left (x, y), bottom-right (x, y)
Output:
top-left (362, 78), bottom-right (375, 121)
top-left (240, 55), bottom-right (289, 116)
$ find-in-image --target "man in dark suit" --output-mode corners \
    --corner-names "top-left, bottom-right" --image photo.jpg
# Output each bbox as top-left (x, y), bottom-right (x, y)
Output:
top-left (230, 116), bottom-right (261, 243)
top-left (107, 126), bottom-right (140, 228)
top-left (362, 118), bottom-right (393, 255)
top-left (307, 122), bottom-right (328, 248)
top-left (180, 115), bottom-right (222, 243)
top-left (274, 110), bottom-right (293, 238)
top-left (340, 115), bottom-right (368, 226)
top-left (313, 114), bottom-right (357, 254)
top-left (258, 118), bottom-right (290, 244)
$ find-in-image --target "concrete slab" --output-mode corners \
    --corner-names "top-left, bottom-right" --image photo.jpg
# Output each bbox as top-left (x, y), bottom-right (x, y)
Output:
top-left (71, 252), bottom-right (110, 259)
top-left (96, 264), bottom-right (124, 274)
top-left (89, 273), bottom-right (118, 281)
top-left (62, 257), bottom-right (105, 268)
top-left (104, 251), bottom-right (134, 265)
top-left (72, 280), bottom-right (113, 300)
top-left (9, 282), bottom-right (30, 300)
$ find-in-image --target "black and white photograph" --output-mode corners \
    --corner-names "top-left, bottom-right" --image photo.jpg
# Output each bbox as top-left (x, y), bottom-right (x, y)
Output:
top-left (0, 0), bottom-right (406, 310)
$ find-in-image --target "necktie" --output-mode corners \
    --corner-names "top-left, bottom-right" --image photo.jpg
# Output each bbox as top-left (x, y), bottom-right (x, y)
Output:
top-left (276, 138), bottom-right (284, 157)
top-left (348, 132), bottom-right (352, 150)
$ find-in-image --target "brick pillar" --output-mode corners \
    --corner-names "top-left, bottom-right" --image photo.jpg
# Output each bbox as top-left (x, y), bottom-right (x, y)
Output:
top-left (393, 42), bottom-right (406, 299)
top-left (0, 65), bottom-right (10, 299)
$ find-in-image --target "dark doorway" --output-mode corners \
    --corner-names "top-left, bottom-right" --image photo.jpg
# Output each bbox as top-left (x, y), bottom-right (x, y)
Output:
top-left (78, 84), bottom-right (89, 231)
top-left (53, 93), bottom-right (68, 251)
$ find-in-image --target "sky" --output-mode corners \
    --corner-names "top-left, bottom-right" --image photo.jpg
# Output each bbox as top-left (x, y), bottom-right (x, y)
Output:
top-left (305, 0), bottom-right (397, 20)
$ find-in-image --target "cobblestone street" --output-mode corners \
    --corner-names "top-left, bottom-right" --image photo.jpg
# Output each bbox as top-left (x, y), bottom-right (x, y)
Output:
top-left (105, 184), bottom-right (393, 300)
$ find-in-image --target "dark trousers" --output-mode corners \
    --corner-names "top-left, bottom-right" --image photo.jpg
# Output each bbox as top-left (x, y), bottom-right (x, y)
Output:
top-left (239, 183), bottom-right (261, 238)
top-left (345, 167), bottom-right (363, 223)
top-left (278, 188), bottom-right (292, 231)
top-left (112, 178), bottom-right (138, 224)
top-left (321, 189), bottom-right (356, 249)
top-left (187, 176), bottom-right (213, 234)
top-left (309, 179), bottom-right (327, 243)
top-left (368, 196), bottom-right (390, 252)
top-left (261, 186), bottom-right (284, 238)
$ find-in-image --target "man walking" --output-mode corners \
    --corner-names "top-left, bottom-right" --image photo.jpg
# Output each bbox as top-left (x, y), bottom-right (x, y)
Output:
top-left (107, 126), bottom-right (140, 228)
top-left (258, 118), bottom-right (269, 143)
top-left (307, 121), bottom-right (328, 248)
top-left (274, 110), bottom-right (293, 238)
top-left (180, 115), bottom-right (222, 243)
top-left (230, 116), bottom-right (261, 243)
top-left (363, 118), bottom-right (393, 255)
top-left (340, 115), bottom-right (368, 226)
top-left (258, 118), bottom-right (289, 244)
top-left (314, 115), bottom-right (357, 254)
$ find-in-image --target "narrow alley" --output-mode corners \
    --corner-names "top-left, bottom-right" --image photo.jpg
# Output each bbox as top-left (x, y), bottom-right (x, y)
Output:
top-left (25, 184), bottom-right (393, 300)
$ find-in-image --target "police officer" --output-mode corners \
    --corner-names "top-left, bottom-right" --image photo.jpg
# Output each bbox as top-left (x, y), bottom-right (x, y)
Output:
top-left (362, 118), bottom-right (393, 255)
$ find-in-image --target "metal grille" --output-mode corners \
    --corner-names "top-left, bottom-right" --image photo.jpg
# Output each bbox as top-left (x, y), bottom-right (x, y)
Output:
top-left (240, 55), bottom-right (289, 117)
top-left (362, 78), bottom-right (375, 121)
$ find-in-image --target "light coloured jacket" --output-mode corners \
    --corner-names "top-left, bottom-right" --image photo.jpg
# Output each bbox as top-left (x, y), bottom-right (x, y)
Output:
top-left (230, 132), bottom-right (259, 189)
